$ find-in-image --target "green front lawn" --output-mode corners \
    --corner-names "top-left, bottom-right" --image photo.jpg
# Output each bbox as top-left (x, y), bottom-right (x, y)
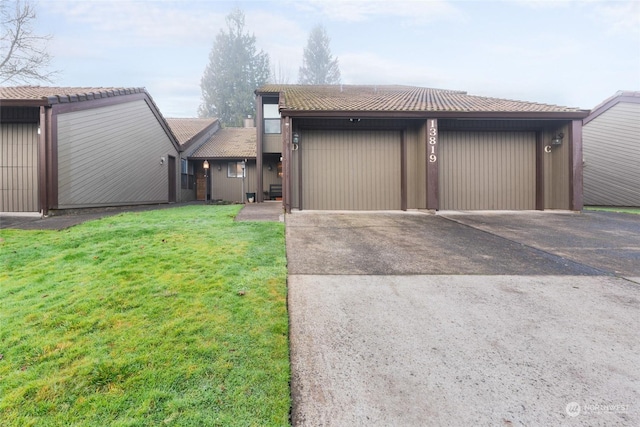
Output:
top-left (584, 206), bottom-right (640, 215)
top-left (0, 205), bottom-right (289, 426)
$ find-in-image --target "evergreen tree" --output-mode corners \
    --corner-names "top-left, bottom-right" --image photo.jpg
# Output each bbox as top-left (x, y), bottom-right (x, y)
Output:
top-left (298, 25), bottom-right (341, 85)
top-left (199, 8), bottom-right (270, 125)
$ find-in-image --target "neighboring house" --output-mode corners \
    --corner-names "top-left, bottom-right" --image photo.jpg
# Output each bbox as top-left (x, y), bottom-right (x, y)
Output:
top-left (1, 86), bottom-right (181, 214)
top-left (188, 122), bottom-right (260, 203)
top-left (255, 85), bottom-right (590, 212)
top-left (165, 117), bottom-right (220, 202)
top-left (582, 91), bottom-right (640, 207)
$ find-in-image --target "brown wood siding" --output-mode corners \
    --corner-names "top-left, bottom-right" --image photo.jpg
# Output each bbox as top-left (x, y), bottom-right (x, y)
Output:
top-left (56, 100), bottom-right (178, 208)
top-left (301, 130), bottom-right (401, 210)
top-left (405, 126), bottom-right (425, 209)
top-left (583, 102), bottom-right (640, 206)
top-left (0, 123), bottom-right (39, 212)
top-left (543, 126), bottom-right (571, 209)
top-left (210, 161), bottom-right (257, 202)
top-left (263, 133), bottom-right (282, 153)
top-left (439, 131), bottom-right (536, 210)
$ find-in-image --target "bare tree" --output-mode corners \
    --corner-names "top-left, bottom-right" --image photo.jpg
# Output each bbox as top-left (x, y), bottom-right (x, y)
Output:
top-left (1, 0), bottom-right (56, 84)
top-left (270, 61), bottom-right (291, 84)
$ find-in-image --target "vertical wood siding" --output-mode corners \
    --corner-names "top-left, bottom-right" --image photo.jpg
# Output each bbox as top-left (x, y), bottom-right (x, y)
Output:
top-left (0, 123), bottom-right (39, 212)
top-left (583, 102), bottom-right (640, 206)
top-left (439, 131), bottom-right (536, 210)
top-left (543, 126), bottom-right (570, 209)
top-left (210, 161), bottom-right (257, 202)
top-left (56, 100), bottom-right (178, 208)
top-left (301, 130), bottom-right (401, 210)
top-left (405, 126), bottom-right (426, 209)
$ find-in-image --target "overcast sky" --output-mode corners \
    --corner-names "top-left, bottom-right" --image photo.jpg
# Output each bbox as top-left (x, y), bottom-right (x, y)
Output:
top-left (36, 0), bottom-right (639, 117)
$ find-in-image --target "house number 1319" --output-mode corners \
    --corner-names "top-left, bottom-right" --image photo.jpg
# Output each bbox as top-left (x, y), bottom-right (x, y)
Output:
top-left (428, 119), bottom-right (437, 163)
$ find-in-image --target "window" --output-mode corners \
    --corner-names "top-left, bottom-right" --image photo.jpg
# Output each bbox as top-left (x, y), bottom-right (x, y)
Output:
top-left (227, 161), bottom-right (245, 178)
top-left (181, 159), bottom-right (195, 189)
top-left (263, 102), bottom-right (280, 134)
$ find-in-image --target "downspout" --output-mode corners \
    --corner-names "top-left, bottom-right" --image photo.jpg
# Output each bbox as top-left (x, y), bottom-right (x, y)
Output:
top-left (38, 106), bottom-right (48, 216)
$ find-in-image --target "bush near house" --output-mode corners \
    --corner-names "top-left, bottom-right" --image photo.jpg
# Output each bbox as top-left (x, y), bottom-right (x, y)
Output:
top-left (0, 205), bottom-right (290, 426)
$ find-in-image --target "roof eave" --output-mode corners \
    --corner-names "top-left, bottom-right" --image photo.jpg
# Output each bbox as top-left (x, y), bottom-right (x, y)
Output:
top-left (280, 109), bottom-right (590, 120)
top-left (0, 99), bottom-right (50, 107)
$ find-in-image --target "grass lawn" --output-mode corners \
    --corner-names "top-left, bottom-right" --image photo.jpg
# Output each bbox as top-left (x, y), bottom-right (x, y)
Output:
top-left (0, 205), bottom-right (289, 426)
top-left (584, 206), bottom-right (640, 215)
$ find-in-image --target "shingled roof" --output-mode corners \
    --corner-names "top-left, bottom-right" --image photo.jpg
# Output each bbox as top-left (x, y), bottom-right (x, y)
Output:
top-left (0, 86), bottom-right (147, 106)
top-left (166, 117), bottom-right (219, 146)
top-left (190, 127), bottom-right (256, 159)
top-left (257, 85), bottom-right (589, 118)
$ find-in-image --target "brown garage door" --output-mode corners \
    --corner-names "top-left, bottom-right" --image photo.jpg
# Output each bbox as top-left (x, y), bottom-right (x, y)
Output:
top-left (301, 130), bottom-right (401, 210)
top-left (439, 131), bottom-right (536, 210)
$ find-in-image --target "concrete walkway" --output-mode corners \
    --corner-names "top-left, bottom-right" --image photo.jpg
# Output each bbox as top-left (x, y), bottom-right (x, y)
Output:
top-left (287, 210), bottom-right (640, 426)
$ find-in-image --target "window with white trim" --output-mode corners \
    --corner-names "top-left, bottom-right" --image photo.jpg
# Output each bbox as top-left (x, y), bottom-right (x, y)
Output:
top-left (227, 162), bottom-right (245, 178)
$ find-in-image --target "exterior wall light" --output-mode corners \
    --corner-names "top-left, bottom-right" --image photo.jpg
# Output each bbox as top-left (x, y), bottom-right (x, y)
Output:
top-left (160, 156), bottom-right (165, 165)
top-left (203, 160), bottom-right (209, 170)
top-left (551, 133), bottom-right (564, 146)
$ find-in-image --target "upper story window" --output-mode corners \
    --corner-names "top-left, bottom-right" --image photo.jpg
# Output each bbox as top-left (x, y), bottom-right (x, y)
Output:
top-left (263, 101), bottom-right (281, 134)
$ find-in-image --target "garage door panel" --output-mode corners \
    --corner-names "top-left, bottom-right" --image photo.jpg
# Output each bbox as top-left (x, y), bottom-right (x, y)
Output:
top-left (439, 132), bottom-right (536, 210)
top-left (302, 130), bottom-right (400, 210)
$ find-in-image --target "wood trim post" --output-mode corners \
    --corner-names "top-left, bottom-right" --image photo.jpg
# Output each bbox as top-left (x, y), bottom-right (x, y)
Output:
top-left (283, 116), bottom-right (292, 213)
top-left (400, 130), bottom-right (407, 211)
top-left (569, 120), bottom-right (583, 211)
top-left (38, 106), bottom-right (48, 215)
top-left (256, 94), bottom-right (264, 202)
top-left (535, 131), bottom-right (545, 210)
top-left (426, 119), bottom-right (439, 210)
top-left (298, 126), bottom-right (303, 210)
top-left (48, 107), bottom-right (57, 210)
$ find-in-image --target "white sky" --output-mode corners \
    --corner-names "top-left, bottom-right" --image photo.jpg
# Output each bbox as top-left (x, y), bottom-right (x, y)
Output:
top-left (35, 0), bottom-right (640, 117)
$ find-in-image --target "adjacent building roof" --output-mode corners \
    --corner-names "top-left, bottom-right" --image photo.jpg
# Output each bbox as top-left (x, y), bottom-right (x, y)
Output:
top-left (583, 90), bottom-right (640, 125)
top-left (189, 127), bottom-right (256, 159)
top-left (0, 86), bottom-right (147, 107)
top-left (166, 117), bottom-right (219, 146)
top-left (256, 84), bottom-right (589, 118)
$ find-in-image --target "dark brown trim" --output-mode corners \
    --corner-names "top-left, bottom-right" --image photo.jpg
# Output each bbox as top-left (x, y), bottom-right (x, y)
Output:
top-left (0, 99), bottom-right (49, 107)
top-left (297, 125), bottom-right (302, 211)
top-left (256, 94), bottom-right (264, 202)
top-left (583, 93), bottom-right (640, 125)
top-left (535, 131), bottom-right (545, 210)
top-left (569, 120), bottom-right (583, 211)
top-left (283, 116), bottom-right (292, 213)
top-left (48, 108), bottom-right (58, 210)
top-left (426, 119), bottom-right (439, 210)
top-left (280, 109), bottom-right (590, 120)
top-left (400, 130), bottom-right (407, 211)
top-left (142, 97), bottom-right (181, 152)
top-left (38, 106), bottom-right (48, 214)
top-left (179, 120), bottom-right (220, 152)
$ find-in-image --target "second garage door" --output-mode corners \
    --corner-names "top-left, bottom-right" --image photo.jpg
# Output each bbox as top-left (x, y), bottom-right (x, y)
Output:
top-left (301, 130), bottom-right (401, 210)
top-left (439, 131), bottom-right (536, 210)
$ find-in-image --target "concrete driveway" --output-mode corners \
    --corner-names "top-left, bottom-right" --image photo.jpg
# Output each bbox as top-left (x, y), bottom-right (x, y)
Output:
top-left (286, 211), bottom-right (640, 426)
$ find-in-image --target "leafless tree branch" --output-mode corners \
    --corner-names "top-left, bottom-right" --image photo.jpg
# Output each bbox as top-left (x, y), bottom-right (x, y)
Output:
top-left (1, 0), bottom-right (57, 84)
